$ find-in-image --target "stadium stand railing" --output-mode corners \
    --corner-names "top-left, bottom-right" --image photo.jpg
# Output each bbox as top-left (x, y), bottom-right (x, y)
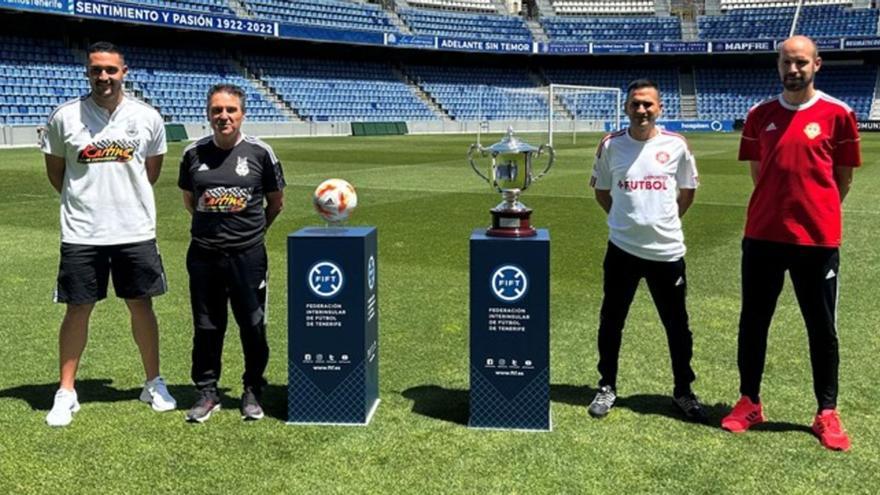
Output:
top-left (551, 0), bottom-right (656, 16)
top-left (407, 0), bottom-right (497, 13)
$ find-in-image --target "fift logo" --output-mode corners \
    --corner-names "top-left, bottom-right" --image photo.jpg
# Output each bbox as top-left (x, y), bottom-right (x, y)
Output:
top-left (491, 265), bottom-right (528, 302)
top-left (308, 261), bottom-right (344, 298)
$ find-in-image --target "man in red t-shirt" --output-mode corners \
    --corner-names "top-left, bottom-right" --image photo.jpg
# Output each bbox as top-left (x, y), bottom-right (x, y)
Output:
top-left (721, 36), bottom-right (861, 451)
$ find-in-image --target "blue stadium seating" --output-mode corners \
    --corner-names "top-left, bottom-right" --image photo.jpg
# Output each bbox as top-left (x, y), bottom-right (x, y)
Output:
top-left (0, 36), bottom-right (87, 126)
top-left (1, 27), bottom-right (878, 127)
top-left (399, 8), bottom-right (532, 41)
top-left (699, 5), bottom-right (878, 40)
top-left (242, 0), bottom-right (396, 33)
top-left (694, 65), bottom-right (876, 120)
top-left (406, 64), bottom-right (547, 121)
top-left (247, 56), bottom-right (436, 122)
top-left (123, 46), bottom-right (287, 123)
top-left (542, 15), bottom-right (681, 42)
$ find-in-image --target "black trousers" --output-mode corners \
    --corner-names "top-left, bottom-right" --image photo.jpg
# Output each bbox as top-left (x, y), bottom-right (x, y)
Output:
top-left (596, 242), bottom-right (696, 395)
top-left (738, 238), bottom-right (840, 410)
top-left (187, 242), bottom-right (269, 395)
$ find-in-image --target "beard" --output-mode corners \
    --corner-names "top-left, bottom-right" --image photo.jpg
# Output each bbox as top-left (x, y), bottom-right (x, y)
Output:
top-left (783, 74), bottom-right (811, 91)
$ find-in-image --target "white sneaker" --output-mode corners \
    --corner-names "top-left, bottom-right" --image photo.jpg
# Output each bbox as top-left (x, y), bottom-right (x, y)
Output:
top-left (46, 388), bottom-right (80, 427)
top-left (140, 376), bottom-right (177, 412)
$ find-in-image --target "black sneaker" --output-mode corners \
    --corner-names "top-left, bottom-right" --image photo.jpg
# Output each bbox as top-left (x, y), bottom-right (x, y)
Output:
top-left (588, 385), bottom-right (617, 418)
top-left (186, 392), bottom-right (220, 423)
top-left (240, 387), bottom-right (264, 421)
top-left (673, 392), bottom-right (709, 423)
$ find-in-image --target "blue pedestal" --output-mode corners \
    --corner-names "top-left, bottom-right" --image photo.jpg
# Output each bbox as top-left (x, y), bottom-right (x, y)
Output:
top-left (287, 227), bottom-right (379, 425)
top-left (469, 229), bottom-right (551, 431)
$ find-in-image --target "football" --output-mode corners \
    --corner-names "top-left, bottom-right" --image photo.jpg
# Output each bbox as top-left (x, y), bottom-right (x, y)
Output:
top-left (313, 178), bottom-right (358, 224)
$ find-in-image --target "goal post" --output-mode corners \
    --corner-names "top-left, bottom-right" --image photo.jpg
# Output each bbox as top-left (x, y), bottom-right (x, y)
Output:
top-left (547, 83), bottom-right (622, 147)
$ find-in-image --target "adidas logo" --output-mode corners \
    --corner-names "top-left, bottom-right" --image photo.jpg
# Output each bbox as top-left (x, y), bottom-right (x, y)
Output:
top-left (675, 276), bottom-right (685, 287)
top-left (197, 164), bottom-right (209, 172)
top-left (765, 122), bottom-right (777, 131)
top-left (826, 269), bottom-right (836, 280)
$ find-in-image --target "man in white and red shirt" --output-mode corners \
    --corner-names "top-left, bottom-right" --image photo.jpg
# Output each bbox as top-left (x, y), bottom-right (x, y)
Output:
top-left (587, 79), bottom-right (706, 422)
top-left (721, 36), bottom-right (861, 452)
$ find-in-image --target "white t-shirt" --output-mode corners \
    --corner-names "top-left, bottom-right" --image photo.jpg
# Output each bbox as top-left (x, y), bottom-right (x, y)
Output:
top-left (42, 95), bottom-right (167, 245)
top-left (591, 129), bottom-right (699, 262)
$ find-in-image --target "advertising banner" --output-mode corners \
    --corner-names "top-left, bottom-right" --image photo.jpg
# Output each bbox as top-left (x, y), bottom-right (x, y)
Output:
top-left (437, 37), bottom-right (534, 53)
top-left (606, 120), bottom-right (735, 132)
top-left (384, 32), bottom-right (436, 49)
top-left (72, 0), bottom-right (278, 36)
top-left (649, 41), bottom-right (710, 53)
top-left (0, 0), bottom-right (70, 14)
top-left (591, 42), bottom-right (647, 54)
top-left (843, 37), bottom-right (880, 49)
top-left (710, 39), bottom-right (774, 53)
top-left (857, 120), bottom-right (880, 131)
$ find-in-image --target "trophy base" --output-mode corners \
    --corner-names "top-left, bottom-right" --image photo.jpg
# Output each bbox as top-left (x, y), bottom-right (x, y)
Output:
top-left (487, 208), bottom-right (536, 238)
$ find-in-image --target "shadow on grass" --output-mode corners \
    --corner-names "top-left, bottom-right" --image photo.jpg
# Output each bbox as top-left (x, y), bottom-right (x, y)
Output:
top-left (0, 379), bottom-right (209, 411)
top-left (260, 384), bottom-right (290, 421)
top-left (401, 385), bottom-right (469, 426)
top-left (551, 386), bottom-right (810, 432)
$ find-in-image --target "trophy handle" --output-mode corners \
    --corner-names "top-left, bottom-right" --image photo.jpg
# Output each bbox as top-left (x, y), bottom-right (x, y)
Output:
top-left (534, 144), bottom-right (555, 181)
top-left (467, 144), bottom-right (491, 184)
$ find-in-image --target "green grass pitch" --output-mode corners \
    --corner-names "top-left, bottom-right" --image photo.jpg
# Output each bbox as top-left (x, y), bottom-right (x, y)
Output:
top-left (0, 131), bottom-right (878, 493)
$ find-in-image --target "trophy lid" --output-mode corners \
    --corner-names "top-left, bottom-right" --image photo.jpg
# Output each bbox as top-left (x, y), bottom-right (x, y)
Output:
top-left (487, 127), bottom-right (539, 154)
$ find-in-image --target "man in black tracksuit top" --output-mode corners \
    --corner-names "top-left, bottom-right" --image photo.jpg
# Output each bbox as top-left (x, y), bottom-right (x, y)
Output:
top-left (179, 84), bottom-right (285, 422)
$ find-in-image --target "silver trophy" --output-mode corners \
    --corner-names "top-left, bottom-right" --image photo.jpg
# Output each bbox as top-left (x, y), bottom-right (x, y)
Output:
top-left (468, 127), bottom-right (554, 237)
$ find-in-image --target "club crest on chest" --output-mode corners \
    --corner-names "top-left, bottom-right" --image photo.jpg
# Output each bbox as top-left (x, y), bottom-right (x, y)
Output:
top-left (235, 156), bottom-right (249, 176)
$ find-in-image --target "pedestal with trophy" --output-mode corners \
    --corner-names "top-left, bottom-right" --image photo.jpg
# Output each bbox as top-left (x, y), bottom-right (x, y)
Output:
top-left (467, 129), bottom-right (552, 431)
top-left (287, 180), bottom-right (379, 425)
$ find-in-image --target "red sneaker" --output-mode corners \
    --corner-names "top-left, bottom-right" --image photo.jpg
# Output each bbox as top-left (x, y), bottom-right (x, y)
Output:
top-left (812, 409), bottom-right (851, 451)
top-left (721, 396), bottom-right (765, 433)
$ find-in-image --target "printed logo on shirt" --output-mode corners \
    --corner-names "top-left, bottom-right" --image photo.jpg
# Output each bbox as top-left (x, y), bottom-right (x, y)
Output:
top-left (655, 151), bottom-right (670, 164)
top-left (77, 139), bottom-right (139, 163)
top-left (235, 156), bottom-right (249, 176)
top-left (765, 122), bottom-right (777, 132)
top-left (197, 186), bottom-right (252, 213)
top-left (618, 175), bottom-right (668, 191)
top-left (804, 122), bottom-right (822, 140)
top-left (197, 164), bottom-right (210, 172)
top-left (125, 119), bottom-right (139, 138)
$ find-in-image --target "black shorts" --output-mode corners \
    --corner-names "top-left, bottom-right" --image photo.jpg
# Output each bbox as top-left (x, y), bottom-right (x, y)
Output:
top-left (54, 239), bottom-right (168, 304)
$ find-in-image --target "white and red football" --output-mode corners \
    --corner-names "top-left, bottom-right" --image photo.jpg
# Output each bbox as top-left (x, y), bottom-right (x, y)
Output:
top-left (313, 178), bottom-right (358, 224)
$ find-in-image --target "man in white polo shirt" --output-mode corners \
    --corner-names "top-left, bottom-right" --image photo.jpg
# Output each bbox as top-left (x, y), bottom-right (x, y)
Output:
top-left (587, 79), bottom-right (706, 422)
top-left (41, 41), bottom-right (176, 427)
